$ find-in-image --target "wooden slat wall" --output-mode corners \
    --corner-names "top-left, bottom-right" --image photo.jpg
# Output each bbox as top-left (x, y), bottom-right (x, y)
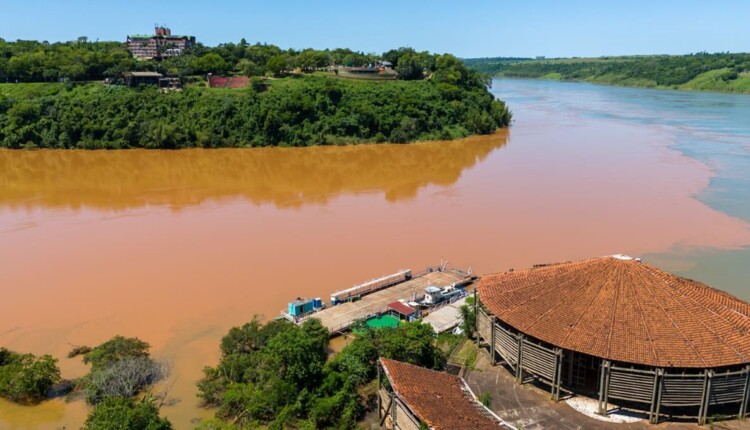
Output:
top-left (395, 400), bottom-right (422, 430)
top-left (379, 388), bottom-right (391, 415)
top-left (661, 374), bottom-right (704, 407)
top-left (521, 338), bottom-right (557, 382)
top-left (494, 323), bottom-right (518, 367)
top-left (477, 308), bottom-right (491, 342)
top-left (710, 370), bottom-right (747, 405)
top-left (477, 308), bottom-right (750, 420)
top-left (608, 367), bottom-right (656, 403)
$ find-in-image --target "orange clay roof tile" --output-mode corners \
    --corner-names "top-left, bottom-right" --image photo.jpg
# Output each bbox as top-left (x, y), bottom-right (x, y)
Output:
top-left (379, 358), bottom-right (506, 429)
top-left (477, 256), bottom-right (750, 368)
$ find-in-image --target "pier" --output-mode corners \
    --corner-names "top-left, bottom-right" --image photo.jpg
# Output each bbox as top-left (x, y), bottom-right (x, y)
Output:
top-left (301, 269), bottom-right (473, 334)
top-left (423, 297), bottom-right (468, 333)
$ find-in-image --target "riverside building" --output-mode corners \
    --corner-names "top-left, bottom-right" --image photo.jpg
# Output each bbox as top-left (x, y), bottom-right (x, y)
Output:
top-left (475, 255), bottom-right (750, 424)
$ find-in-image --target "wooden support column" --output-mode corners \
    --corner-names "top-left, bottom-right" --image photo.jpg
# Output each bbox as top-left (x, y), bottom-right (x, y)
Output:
top-left (379, 393), bottom-right (394, 427)
top-left (391, 396), bottom-right (398, 429)
top-left (648, 369), bottom-right (658, 423)
top-left (604, 362), bottom-right (611, 411)
top-left (740, 366), bottom-right (750, 420)
top-left (490, 316), bottom-right (497, 365)
top-left (553, 348), bottom-right (564, 401)
top-left (650, 369), bottom-right (664, 424)
top-left (473, 289), bottom-right (479, 348)
top-left (377, 363), bottom-right (382, 420)
top-left (698, 369), bottom-right (713, 426)
top-left (597, 360), bottom-right (610, 415)
top-left (515, 334), bottom-right (524, 383)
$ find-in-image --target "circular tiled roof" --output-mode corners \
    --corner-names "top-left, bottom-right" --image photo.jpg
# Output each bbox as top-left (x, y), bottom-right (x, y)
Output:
top-left (478, 256), bottom-right (750, 368)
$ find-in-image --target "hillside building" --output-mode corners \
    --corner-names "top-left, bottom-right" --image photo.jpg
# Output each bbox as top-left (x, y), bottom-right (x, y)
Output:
top-left (127, 27), bottom-right (196, 60)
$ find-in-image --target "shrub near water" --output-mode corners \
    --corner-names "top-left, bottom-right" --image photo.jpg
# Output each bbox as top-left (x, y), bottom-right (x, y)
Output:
top-left (72, 336), bottom-right (172, 429)
top-left (83, 396), bottom-right (172, 430)
top-left (0, 347), bottom-right (61, 403)
top-left (80, 336), bottom-right (167, 404)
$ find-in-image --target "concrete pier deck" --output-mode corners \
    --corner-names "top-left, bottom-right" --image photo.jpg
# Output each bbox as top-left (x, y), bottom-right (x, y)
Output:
top-left (423, 297), bottom-right (467, 333)
top-left (305, 270), bottom-right (471, 334)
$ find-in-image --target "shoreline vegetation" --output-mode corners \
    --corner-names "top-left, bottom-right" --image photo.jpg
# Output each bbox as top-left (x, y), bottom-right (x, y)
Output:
top-left (465, 52), bottom-right (750, 94)
top-left (0, 309), bottom-right (477, 429)
top-left (1, 338), bottom-right (172, 429)
top-left (0, 38), bottom-right (511, 149)
top-left (195, 313), bottom-right (469, 429)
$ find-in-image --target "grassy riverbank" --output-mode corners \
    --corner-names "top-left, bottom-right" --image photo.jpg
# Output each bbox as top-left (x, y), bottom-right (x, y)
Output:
top-left (466, 53), bottom-right (750, 94)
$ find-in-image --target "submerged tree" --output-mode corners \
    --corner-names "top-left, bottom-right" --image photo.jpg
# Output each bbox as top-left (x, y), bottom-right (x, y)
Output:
top-left (83, 396), bottom-right (172, 430)
top-left (0, 348), bottom-right (61, 403)
top-left (80, 336), bottom-right (167, 404)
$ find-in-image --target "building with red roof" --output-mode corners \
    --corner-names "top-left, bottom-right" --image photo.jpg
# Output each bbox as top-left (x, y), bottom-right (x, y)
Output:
top-left (387, 301), bottom-right (418, 321)
top-left (475, 255), bottom-right (750, 424)
top-left (378, 358), bottom-right (512, 429)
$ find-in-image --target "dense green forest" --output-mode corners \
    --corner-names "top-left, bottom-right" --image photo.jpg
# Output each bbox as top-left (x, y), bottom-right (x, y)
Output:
top-left (0, 38), bottom-right (510, 149)
top-left (0, 37), bottom-right (456, 82)
top-left (466, 53), bottom-right (750, 93)
top-left (0, 68), bottom-right (509, 149)
top-left (196, 317), bottom-right (443, 429)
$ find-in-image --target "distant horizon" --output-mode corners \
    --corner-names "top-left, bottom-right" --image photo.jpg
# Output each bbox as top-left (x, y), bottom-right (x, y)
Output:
top-left (2, 0), bottom-right (749, 58)
top-left (1, 33), bottom-right (746, 60)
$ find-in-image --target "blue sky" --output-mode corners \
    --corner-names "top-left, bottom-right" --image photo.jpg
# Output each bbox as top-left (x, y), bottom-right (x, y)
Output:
top-left (1, 0), bottom-right (748, 58)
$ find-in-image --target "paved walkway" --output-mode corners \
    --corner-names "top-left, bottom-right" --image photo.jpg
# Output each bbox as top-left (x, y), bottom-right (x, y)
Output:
top-left (465, 348), bottom-right (750, 430)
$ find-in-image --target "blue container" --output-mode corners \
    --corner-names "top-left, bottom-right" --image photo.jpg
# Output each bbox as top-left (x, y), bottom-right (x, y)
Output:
top-left (288, 299), bottom-right (310, 316)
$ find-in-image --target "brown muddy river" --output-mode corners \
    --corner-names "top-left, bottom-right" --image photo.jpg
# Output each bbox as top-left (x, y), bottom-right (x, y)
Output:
top-left (2, 79), bottom-right (750, 429)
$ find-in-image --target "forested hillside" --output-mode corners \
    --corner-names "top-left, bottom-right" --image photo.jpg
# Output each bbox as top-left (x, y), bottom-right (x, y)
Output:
top-left (0, 73), bottom-right (509, 149)
top-left (0, 39), bottom-right (511, 149)
top-left (466, 53), bottom-right (750, 93)
top-left (0, 37), bottom-right (388, 82)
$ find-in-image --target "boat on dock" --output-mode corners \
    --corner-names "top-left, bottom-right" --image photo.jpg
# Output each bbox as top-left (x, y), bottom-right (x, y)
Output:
top-left (421, 284), bottom-right (465, 306)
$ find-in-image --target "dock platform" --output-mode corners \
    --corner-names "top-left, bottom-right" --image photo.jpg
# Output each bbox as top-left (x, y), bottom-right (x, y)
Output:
top-left (304, 270), bottom-right (471, 334)
top-left (423, 297), bottom-right (468, 333)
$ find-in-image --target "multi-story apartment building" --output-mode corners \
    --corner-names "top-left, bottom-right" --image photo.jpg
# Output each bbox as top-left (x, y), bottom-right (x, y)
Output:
top-left (126, 27), bottom-right (196, 60)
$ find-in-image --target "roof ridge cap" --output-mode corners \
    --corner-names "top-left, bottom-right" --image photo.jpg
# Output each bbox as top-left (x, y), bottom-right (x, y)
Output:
top-left (604, 260), bottom-right (626, 357)
top-left (560, 260), bottom-right (618, 345)
top-left (625, 268), bottom-right (661, 365)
